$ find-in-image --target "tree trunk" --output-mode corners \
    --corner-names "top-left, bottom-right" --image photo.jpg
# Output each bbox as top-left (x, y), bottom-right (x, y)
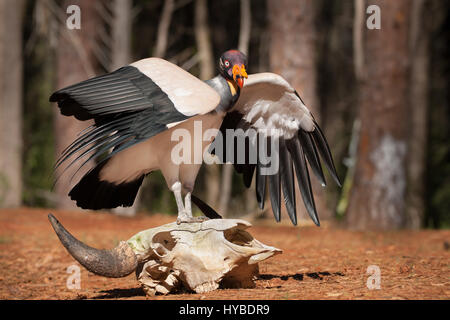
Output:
top-left (238, 0), bottom-right (251, 56)
top-left (240, 0), bottom-right (256, 215)
top-left (53, 0), bottom-right (99, 209)
top-left (110, 0), bottom-right (132, 70)
top-left (267, 0), bottom-right (330, 221)
top-left (195, 0), bottom-right (214, 80)
top-left (346, 0), bottom-right (411, 230)
top-left (316, 0), bottom-right (356, 216)
top-left (195, 0), bottom-right (221, 209)
top-left (0, 0), bottom-right (25, 208)
top-left (154, 0), bottom-right (174, 58)
top-left (425, 0), bottom-right (450, 228)
top-left (219, 0), bottom-right (252, 216)
top-left (405, 0), bottom-right (429, 229)
top-left (110, 0), bottom-right (139, 216)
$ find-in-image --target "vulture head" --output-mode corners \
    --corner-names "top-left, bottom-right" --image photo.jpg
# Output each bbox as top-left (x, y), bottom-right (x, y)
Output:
top-left (219, 50), bottom-right (248, 89)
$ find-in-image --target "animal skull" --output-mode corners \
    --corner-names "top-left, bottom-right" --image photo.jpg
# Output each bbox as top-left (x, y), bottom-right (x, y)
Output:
top-left (48, 214), bottom-right (281, 296)
top-left (128, 219), bottom-right (281, 295)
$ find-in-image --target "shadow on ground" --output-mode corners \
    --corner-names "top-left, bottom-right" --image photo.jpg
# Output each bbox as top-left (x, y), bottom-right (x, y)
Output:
top-left (92, 287), bottom-right (146, 299)
top-left (258, 271), bottom-right (345, 282)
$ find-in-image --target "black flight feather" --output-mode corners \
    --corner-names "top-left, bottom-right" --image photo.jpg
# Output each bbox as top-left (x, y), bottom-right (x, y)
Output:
top-left (242, 164), bottom-right (256, 188)
top-left (267, 171), bottom-right (281, 222)
top-left (255, 133), bottom-right (267, 209)
top-left (266, 136), bottom-right (281, 222)
top-left (298, 130), bottom-right (326, 187)
top-left (255, 163), bottom-right (266, 210)
top-left (286, 137), bottom-right (320, 226)
top-left (279, 138), bottom-right (297, 225)
top-left (310, 120), bottom-right (342, 187)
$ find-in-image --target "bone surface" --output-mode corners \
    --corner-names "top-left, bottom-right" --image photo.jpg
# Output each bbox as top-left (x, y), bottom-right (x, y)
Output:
top-left (127, 219), bottom-right (282, 295)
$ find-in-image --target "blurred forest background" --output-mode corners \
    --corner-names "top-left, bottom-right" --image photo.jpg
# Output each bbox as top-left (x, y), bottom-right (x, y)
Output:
top-left (0, 0), bottom-right (448, 230)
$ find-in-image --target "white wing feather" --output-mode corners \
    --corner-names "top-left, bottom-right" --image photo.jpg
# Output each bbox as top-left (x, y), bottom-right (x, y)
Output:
top-left (131, 58), bottom-right (221, 116)
top-left (232, 72), bottom-right (315, 139)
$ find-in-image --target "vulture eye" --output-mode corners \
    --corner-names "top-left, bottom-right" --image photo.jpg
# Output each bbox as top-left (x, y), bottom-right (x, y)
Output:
top-left (224, 60), bottom-right (230, 67)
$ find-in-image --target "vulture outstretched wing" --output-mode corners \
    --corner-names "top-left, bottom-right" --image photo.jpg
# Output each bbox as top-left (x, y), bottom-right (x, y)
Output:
top-left (213, 73), bottom-right (341, 226)
top-left (51, 58), bottom-right (221, 176)
top-left (50, 58), bottom-right (222, 210)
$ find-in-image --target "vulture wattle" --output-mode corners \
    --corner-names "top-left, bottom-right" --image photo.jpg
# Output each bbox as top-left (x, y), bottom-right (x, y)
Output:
top-left (50, 50), bottom-right (341, 226)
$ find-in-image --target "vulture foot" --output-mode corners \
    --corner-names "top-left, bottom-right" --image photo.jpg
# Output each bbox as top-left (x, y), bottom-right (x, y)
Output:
top-left (176, 215), bottom-right (209, 224)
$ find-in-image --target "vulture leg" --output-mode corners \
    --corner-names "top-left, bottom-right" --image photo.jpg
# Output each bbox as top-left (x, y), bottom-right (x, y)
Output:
top-left (173, 183), bottom-right (209, 224)
top-left (185, 192), bottom-right (192, 217)
top-left (182, 192), bottom-right (209, 223)
top-left (172, 182), bottom-right (188, 224)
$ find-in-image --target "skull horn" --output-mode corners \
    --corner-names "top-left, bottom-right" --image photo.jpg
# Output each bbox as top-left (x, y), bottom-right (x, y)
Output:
top-left (48, 213), bottom-right (138, 278)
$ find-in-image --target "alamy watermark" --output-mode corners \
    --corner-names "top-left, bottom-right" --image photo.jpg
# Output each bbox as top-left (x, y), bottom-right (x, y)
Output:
top-left (66, 264), bottom-right (81, 290)
top-left (170, 121), bottom-right (280, 175)
top-left (65, 3), bottom-right (381, 31)
top-left (66, 5), bottom-right (81, 30)
top-left (366, 5), bottom-right (381, 30)
top-left (366, 265), bottom-right (381, 290)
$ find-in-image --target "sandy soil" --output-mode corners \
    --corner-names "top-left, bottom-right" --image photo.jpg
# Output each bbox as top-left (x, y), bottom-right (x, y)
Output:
top-left (0, 208), bottom-right (448, 300)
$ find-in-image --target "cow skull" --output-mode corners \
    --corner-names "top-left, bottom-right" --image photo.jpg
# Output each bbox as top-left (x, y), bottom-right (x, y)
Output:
top-left (129, 219), bottom-right (281, 294)
top-left (48, 214), bottom-right (281, 295)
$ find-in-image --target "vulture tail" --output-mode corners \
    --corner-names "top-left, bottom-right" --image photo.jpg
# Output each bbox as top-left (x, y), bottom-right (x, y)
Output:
top-left (69, 161), bottom-right (144, 210)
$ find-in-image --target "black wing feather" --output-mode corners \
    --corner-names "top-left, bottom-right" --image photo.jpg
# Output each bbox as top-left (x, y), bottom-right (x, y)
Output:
top-left (286, 137), bottom-right (320, 226)
top-left (279, 138), bottom-right (297, 225)
top-left (51, 66), bottom-right (190, 180)
top-left (266, 137), bottom-right (281, 222)
top-left (310, 120), bottom-right (342, 187)
top-left (213, 112), bottom-right (337, 226)
top-left (255, 132), bottom-right (267, 209)
top-left (243, 164), bottom-right (256, 188)
top-left (298, 130), bottom-right (326, 186)
top-left (255, 163), bottom-right (267, 210)
top-left (212, 77), bottom-right (341, 226)
top-left (267, 172), bottom-right (281, 222)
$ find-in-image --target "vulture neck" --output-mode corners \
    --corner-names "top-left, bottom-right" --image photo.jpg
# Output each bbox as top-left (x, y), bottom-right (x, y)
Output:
top-left (226, 79), bottom-right (239, 96)
top-left (205, 75), bottom-right (240, 114)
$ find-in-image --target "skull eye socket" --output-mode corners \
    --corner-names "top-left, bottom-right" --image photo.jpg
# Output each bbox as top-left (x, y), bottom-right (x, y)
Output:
top-left (223, 228), bottom-right (254, 246)
top-left (152, 232), bottom-right (176, 251)
top-left (224, 60), bottom-right (230, 67)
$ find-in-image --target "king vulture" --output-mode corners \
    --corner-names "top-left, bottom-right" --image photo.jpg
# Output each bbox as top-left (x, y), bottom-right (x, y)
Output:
top-left (50, 50), bottom-right (341, 226)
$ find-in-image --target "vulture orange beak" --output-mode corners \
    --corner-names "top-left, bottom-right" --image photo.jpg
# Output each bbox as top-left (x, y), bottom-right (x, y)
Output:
top-left (232, 64), bottom-right (248, 89)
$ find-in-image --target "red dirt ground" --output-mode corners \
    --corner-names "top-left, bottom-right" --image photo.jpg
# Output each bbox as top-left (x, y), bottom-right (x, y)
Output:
top-left (0, 208), bottom-right (448, 300)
